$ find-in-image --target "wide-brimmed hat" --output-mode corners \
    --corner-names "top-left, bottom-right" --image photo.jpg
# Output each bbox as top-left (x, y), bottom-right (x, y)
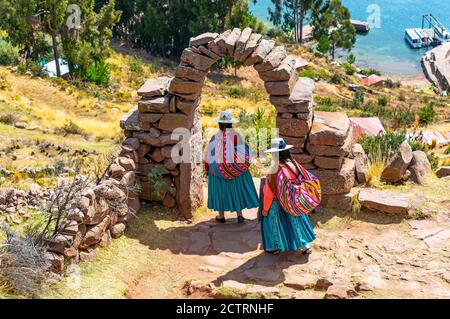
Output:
top-left (214, 111), bottom-right (239, 124)
top-left (265, 138), bottom-right (294, 153)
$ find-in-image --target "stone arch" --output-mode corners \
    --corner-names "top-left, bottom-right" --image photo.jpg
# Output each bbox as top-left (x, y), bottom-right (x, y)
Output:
top-left (120, 27), bottom-right (356, 219)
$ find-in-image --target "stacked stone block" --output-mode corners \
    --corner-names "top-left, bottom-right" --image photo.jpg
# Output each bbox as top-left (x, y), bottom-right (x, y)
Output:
top-left (306, 112), bottom-right (356, 210)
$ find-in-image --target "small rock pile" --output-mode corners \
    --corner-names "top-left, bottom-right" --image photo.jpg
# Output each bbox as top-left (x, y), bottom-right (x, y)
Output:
top-left (381, 141), bottom-right (432, 185)
top-left (0, 184), bottom-right (52, 215)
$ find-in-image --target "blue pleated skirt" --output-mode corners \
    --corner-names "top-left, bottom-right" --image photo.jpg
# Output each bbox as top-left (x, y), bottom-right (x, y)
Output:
top-left (207, 170), bottom-right (259, 213)
top-left (261, 200), bottom-right (316, 252)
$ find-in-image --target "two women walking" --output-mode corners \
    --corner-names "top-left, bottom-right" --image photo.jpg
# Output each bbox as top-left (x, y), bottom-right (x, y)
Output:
top-left (205, 111), bottom-right (320, 255)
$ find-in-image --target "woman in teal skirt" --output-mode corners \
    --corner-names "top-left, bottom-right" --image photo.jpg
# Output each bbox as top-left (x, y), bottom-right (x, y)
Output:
top-left (205, 111), bottom-right (259, 223)
top-left (261, 138), bottom-right (316, 255)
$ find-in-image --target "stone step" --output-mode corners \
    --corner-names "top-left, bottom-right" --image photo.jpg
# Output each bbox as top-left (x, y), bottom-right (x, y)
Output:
top-left (358, 188), bottom-right (410, 214)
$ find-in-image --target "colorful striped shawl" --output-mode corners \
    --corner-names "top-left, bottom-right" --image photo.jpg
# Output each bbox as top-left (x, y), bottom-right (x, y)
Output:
top-left (275, 160), bottom-right (322, 216)
top-left (205, 129), bottom-right (251, 180)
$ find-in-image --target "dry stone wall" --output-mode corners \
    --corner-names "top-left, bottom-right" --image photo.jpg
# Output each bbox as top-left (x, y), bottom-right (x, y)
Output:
top-left (120, 27), bottom-right (361, 218)
top-left (46, 142), bottom-right (141, 273)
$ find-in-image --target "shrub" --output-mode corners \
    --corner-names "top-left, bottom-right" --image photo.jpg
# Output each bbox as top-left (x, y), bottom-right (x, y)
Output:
top-left (360, 131), bottom-right (406, 186)
top-left (346, 53), bottom-right (356, 65)
top-left (342, 62), bottom-right (356, 75)
top-left (418, 104), bottom-right (436, 125)
top-left (360, 131), bottom-right (406, 164)
top-left (0, 225), bottom-right (50, 297)
top-left (84, 61), bottom-right (111, 86)
top-left (330, 72), bottom-right (343, 85)
top-left (0, 113), bottom-right (18, 125)
top-left (353, 89), bottom-right (365, 108)
top-left (0, 38), bottom-right (20, 66)
top-left (378, 94), bottom-right (389, 107)
top-left (17, 60), bottom-right (45, 77)
top-left (391, 107), bottom-right (416, 129)
top-left (360, 68), bottom-right (380, 76)
top-left (57, 119), bottom-right (86, 136)
top-left (299, 67), bottom-right (318, 80)
top-left (128, 56), bottom-right (144, 74)
top-left (360, 101), bottom-right (392, 119)
top-left (315, 97), bottom-right (337, 112)
top-left (222, 85), bottom-right (266, 102)
top-left (224, 86), bottom-right (247, 99)
top-left (445, 145), bottom-right (450, 155)
top-left (201, 103), bottom-right (217, 116)
top-left (427, 152), bottom-right (439, 170)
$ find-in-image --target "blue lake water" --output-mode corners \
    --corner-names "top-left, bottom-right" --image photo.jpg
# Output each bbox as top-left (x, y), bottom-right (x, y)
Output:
top-left (250, 0), bottom-right (450, 76)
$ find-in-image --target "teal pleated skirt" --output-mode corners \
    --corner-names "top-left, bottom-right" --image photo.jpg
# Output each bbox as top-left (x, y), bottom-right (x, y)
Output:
top-left (207, 170), bottom-right (259, 213)
top-left (261, 200), bottom-right (316, 252)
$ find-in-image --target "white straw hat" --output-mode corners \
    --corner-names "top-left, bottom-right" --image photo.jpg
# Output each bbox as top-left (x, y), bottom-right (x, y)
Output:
top-left (214, 111), bottom-right (239, 124)
top-left (265, 138), bottom-right (294, 153)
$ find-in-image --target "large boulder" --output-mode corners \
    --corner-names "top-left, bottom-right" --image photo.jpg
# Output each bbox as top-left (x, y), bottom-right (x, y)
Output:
top-left (381, 141), bottom-right (413, 183)
top-left (408, 151), bottom-right (432, 184)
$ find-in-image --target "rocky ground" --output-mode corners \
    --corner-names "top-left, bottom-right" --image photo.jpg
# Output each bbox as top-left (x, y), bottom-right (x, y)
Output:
top-left (123, 180), bottom-right (450, 299)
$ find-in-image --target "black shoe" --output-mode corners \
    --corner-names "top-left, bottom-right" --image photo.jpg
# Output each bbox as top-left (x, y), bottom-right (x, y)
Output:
top-left (215, 216), bottom-right (226, 224)
top-left (302, 247), bottom-right (312, 255)
top-left (237, 216), bottom-right (246, 223)
top-left (266, 249), bottom-right (281, 255)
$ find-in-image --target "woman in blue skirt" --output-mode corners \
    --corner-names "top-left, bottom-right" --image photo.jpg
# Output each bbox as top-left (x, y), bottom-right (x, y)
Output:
top-left (205, 111), bottom-right (259, 223)
top-left (261, 138), bottom-right (316, 255)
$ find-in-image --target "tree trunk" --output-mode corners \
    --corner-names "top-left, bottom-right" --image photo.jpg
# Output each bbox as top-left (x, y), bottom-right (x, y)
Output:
top-left (51, 31), bottom-right (61, 77)
top-left (299, 6), bottom-right (306, 44)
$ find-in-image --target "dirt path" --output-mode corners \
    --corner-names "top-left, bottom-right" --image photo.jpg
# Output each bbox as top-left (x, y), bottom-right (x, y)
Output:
top-left (126, 194), bottom-right (450, 299)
